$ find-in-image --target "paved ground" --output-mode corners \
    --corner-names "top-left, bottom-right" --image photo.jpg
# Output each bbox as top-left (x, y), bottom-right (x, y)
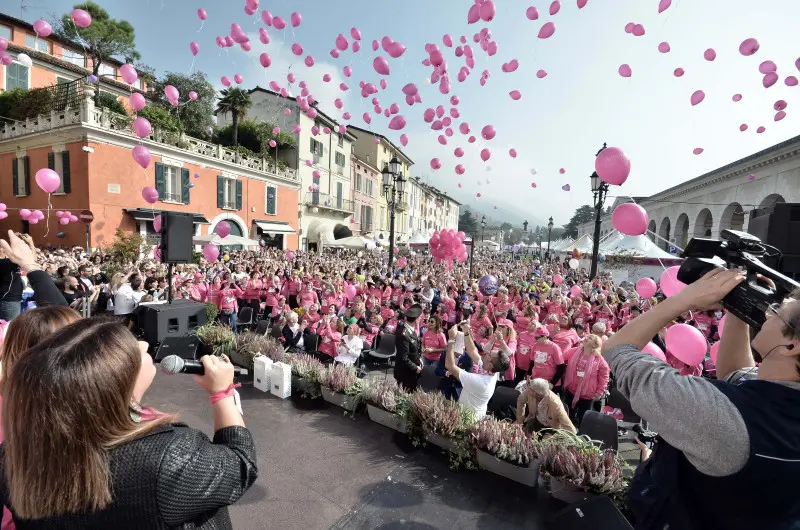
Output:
top-left (145, 372), bottom-right (568, 529)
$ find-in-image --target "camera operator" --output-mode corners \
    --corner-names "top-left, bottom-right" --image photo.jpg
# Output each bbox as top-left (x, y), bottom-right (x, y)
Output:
top-left (602, 269), bottom-right (800, 529)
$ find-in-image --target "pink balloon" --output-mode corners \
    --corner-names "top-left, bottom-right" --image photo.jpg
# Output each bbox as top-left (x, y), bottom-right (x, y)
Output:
top-left (456, 164), bottom-right (465, 175)
top-left (132, 117), bottom-right (151, 138)
top-left (130, 93), bottom-right (146, 112)
top-left (71, 8), bottom-right (92, 28)
top-left (190, 42), bottom-right (200, 56)
top-left (351, 27), bottom-right (362, 40)
top-left (740, 124), bottom-right (748, 132)
top-left (774, 99), bottom-right (787, 111)
top-left (35, 168), bottom-right (61, 194)
top-left (632, 24), bottom-right (645, 36)
top-left (153, 214), bottom-right (162, 233)
top-left (509, 148), bottom-right (517, 158)
top-left (643, 342), bottom-right (667, 362)
top-left (19, 209), bottom-right (31, 220)
top-left (763, 72), bottom-right (779, 89)
top-left (612, 203), bottom-right (648, 235)
top-left (388, 115), bottom-right (406, 130)
top-left (203, 244), bottom-right (220, 262)
top-left (674, 68), bottom-right (685, 77)
top-left (595, 146), bottom-right (631, 185)
top-left (400, 134), bottom-right (408, 147)
top-left (561, 184), bottom-right (570, 192)
top-left (775, 111), bottom-right (786, 122)
top-left (291, 12), bottom-right (302, 27)
top-left (336, 34), bottom-right (349, 51)
top-left (480, 0), bottom-right (497, 21)
top-left (372, 55), bottom-right (391, 76)
top-left (189, 91), bottom-right (198, 101)
top-left (757, 126), bottom-right (766, 134)
top-left (618, 64), bottom-right (632, 78)
top-left (624, 23), bottom-right (634, 34)
top-left (216, 221), bottom-right (231, 238)
top-left (480, 148), bottom-right (491, 161)
top-left (221, 76), bottom-right (231, 87)
top-left (666, 324), bottom-right (707, 366)
top-left (538, 22), bottom-right (556, 39)
top-left (58, 217), bottom-right (69, 225)
top-left (197, 8), bottom-right (207, 20)
top-left (291, 43), bottom-right (303, 56)
top-left (660, 266), bottom-right (687, 297)
top-left (690, 90), bottom-right (705, 106)
top-left (509, 90), bottom-right (522, 100)
top-left (636, 278), bottom-right (657, 299)
top-left (550, 1), bottom-right (561, 15)
top-left (68, 214), bottom-right (78, 223)
top-left (536, 69), bottom-right (548, 79)
top-left (273, 16), bottom-right (286, 30)
top-left (132, 146), bottom-right (151, 169)
top-left (693, 147), bottom-right (704, 155)
top-left (658, 0), bottom-right (672, 13)
top-left (709, 342), bottom-right (720, 364)
top-left (304, 55), bottom-right (315, 67)
top-left (739, 38), bottom-right (760, 56)
top-left (658, 42), bottom-right (670, 53)
top-left (703, 48), bottom-right (716, 61)
top-left (732, 93), bottom-right (742, 102)
top-left (119, 64), bottom-right (138, 85)
top-left (353, 41), bottom-right (361, 53)
top-left (570, 285), bottom-right (582, 297)
top-left (559, 168), bottom-right (566, 174)
top-left (784, 76), bottom-right (798, 87)
top-left (430, 158), bottom-right (442, 170)
top-left (759, 60), bottom-right (777, 74)
top-left (553, 274), bottom-right (563, 286)
top-left (33, 19), bottom-right (53, 37)
top-left (526, 6), bottom-right (539, 20)
top-left (481, 124), bottom-right (496, 140)
top-left (141, 186), bottom-right (159, 204)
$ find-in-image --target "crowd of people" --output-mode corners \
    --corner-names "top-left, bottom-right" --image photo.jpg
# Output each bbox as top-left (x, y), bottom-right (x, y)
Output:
top-left (1, 227), bottom-right (799, 528)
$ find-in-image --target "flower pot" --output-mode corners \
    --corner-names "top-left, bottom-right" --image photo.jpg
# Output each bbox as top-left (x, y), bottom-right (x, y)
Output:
top-left (367, 404), bottom-right (408, 433)
top-left (545, 475), bottom-right (599, 504)
top-left (199, 341), bottom-right (214, 356)
top-left (290, 375), bottom-right (324, 409)
top-left (477, 451), bottom-right (540, 487)
top-left (425, 430), bottom-right (458, 453)
top-left (321, 387), bottom-right (357, 412)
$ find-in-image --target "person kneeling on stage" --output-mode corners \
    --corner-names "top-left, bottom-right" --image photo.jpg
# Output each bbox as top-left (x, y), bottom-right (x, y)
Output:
top-left (515, 377), bottom-right (575, 434)
top-left (602, 269), bottom-right (800, 529)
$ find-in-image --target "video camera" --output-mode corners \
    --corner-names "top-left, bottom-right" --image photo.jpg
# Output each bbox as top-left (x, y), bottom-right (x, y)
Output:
top-left (677, 229), bottom-right (800, 330)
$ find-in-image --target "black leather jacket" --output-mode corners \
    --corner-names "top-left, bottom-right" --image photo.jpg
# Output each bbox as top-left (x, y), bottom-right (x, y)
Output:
top-left (0, 423), bottom-right (257, 529)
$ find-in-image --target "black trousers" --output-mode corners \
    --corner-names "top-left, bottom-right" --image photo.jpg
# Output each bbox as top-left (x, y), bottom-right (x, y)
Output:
top-left (564, 390), bottom-right (597, 427)
top-left (248, 299), bottom-right (261, 317)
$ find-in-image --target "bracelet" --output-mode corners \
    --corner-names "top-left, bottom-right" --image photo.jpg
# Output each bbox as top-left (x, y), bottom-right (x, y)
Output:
top-left (447, 339), bottom-right (456, 345)
top-left (209, 383), bottom-right (242, 405)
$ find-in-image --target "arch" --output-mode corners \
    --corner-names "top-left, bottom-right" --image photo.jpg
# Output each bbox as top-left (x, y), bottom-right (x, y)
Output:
top-left (759, 193), bottom-right (785, 210)
top-left (658, 217), bottom-right (671, 251)
top-left (215, 220), bottom-right (243, 237)
top-left (333, 224), bottom-right (353, 239)
top-left (674, 213), bottom-right (690, 249)
top-left (720, 202), bottom-right (745, 233)
top-left (647, 220), bottom-right (656, 242)
top-left (209, 212), bottom-right (248, 237)
top-left (694, 209), bottom-right (713, 238)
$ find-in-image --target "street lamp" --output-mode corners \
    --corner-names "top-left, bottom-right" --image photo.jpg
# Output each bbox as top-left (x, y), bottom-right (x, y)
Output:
top-left (589, 143), bottom-right (609, 279)
top-left (480, 215), bottom-right (486, 241)
top-left (382, 155), bottom-right (406, 270)
top-left (536, 228), bottom-right (543, 260)
top-left (546, 216), bottom-right (554, 261)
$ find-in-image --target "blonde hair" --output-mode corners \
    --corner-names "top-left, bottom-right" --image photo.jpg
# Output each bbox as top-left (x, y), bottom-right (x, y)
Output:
top-left (583, 334), bottom-right (603, 352)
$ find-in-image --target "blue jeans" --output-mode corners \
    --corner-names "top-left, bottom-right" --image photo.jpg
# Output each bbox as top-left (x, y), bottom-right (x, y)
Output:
top-left (219, 311), bottom-right (238, 332)
top-left (422, 356), bottom-right (439, 367)
top-left (0, 300), bottom-right (21, 322)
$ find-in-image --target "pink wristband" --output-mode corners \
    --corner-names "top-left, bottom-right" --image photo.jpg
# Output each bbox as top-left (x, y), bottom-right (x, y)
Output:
top-left (209, 383), bottom-right (242, 405)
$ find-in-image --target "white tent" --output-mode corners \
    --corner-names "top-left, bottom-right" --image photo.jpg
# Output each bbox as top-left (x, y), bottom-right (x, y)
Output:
top-left (562, 234), bottom-right (594, 253)
top-left (327, 235), bottom-right (377, 250)
top-left (406, 232), bottom-right (430, 247)
top-left (548, 239), bottom-right (568, 252)
top-left (602, 234), bottom-right (679, 260)
top-left (599, 231), bottom-right (625, 252)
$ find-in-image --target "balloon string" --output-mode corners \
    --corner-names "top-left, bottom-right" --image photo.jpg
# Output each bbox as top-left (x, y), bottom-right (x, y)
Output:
top-left (188, 57), bottom-right (195, 74)
top-left (44, 193), bottom-right (52, 238)
top-left (197, 20), bottom-right (204, 33)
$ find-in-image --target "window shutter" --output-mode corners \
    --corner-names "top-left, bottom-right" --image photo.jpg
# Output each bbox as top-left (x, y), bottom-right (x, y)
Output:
top-left (266, 186), bottom-right (276, 215)
top-left (235, 179), bottom-right (243, 210)
top-left (61, 151), bottom-right (71, 193)
top-left (217, 175), bottom-right (224, 208)
top-left (154, 163), bottom-right (166, 199)
top-left (23, 157), bottom-right (30, 196)
top-left (12, 158), bottom-right (18, 196)
top-left (47, 152), bottom-right (55, 170)
top-left (181, 167), bottom-right (190, 204)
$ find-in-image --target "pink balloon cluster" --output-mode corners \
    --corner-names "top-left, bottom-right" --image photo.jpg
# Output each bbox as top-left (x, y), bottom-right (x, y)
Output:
top-left (20, 209), bottom-right (45, 224)
top-left (55, 210), bottom-right (78, 225)
top-left (429, 229), bottom-right (468, 270)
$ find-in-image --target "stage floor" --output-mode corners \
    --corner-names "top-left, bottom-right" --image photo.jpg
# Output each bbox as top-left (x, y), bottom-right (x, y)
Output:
top-left (145, 372), bottom-right (565, 529)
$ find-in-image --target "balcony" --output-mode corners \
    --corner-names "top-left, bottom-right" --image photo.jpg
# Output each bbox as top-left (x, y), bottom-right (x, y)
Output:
top-left (304, 192), bottom-right (355, 215)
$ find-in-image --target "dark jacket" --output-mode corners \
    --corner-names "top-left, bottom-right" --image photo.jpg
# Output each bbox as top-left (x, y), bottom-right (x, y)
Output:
top-left (27, 270), bottom-right (68, 308)
top-left (0, 259), bottom-right (22, 302)
top-left (282, 323), bottom-right (304, 349)
top-left (394, 323), bottom-right (421, 390)
top-left (0, 423), bottom-right (257, 529)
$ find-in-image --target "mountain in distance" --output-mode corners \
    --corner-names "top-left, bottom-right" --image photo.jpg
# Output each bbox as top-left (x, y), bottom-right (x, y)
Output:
top-left (461, 199), bottom-right (547, 230)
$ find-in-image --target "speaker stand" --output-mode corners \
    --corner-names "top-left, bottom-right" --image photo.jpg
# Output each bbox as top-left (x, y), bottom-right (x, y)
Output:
top-left (167, 262), bottom-right (174, 304)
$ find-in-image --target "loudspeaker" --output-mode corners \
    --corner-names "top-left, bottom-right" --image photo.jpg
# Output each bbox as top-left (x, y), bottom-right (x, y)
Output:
top-left (154, 334), bottom-right (201, 362)
top-left (161, 211), bottom-right (194, 263)
top-left (748, 203), bottom-right (800, 280)
top-left (547, 496), bottom-right (633, 530)
top-left (135, 300), bottom-right (207, 348)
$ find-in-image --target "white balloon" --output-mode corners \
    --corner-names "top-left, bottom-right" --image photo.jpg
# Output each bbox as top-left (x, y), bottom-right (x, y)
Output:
top-left (530, 168), bottom-right (537, 175)
top-left (569, 258), bottom-right (579, 270)
top-left (17, 53), bottom-right (32, 67)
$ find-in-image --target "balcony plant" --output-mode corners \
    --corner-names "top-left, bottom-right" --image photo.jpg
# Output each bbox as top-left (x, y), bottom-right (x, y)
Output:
top-left (288, 353), bottom-right (324, 404)
top-left (469, 417), bottom-right (541, 487)
top-left (363, 378), bottom-right (410, 433)
top-left (317, 363), bottom-right (365, 413)
top-left (539, 430), bottom-right (629, 504)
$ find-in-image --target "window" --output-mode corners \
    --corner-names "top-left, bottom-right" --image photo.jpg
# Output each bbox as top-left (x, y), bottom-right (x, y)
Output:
top-left (133, 78), bottom-right (143, 90)
top-left (337, 133), bottom-right (344, 148)
top-left (12, 157), bottom-right (29, 196)
top-left (99, 63), bottom-right (116, 79)
top-left (310, 138), bottom-right (323, 163)
top-left (266, 185), bottom-right (277, 215)
top-left (25, 34), bottom-right (50, 53)
top-left (336, 182), bottom-right (343, 209)
top-left (6, 63), bottom-right (29, 90)
top-left (360, 205), bottom-right (373, 230)
top-left (49, 150), bottom-right (72, 194)
top-left (62, 48), bottom-right (85, 67)
top-left (163, 166), bottom-right (182, 202)
top-left (218, 177), bottom-right (240, 209)
top-left (335, 152), bottom-right (345, 174)
top-left (355, 173), bottom-right (362, 193)
top-left (0, 25), bottom-right (11, 41)
top-left (367, 179), bottom-right (373, 197)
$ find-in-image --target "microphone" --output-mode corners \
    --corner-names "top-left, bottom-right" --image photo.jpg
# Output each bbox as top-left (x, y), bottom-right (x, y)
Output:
top-left (159, 355), bottom-right (246, 376)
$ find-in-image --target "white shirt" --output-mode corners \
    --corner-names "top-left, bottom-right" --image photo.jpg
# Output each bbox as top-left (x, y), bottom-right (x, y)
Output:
top-left (459, 361), bottom-right (498, 419)
top-left (114, 284), bottom-right (144, 315)
top-left (337, 335), bottom-right (363, 366)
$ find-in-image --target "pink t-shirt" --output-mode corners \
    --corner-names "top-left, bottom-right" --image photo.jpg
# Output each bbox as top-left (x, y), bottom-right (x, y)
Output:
top-left (515, 331), bottom-right (537, 372)
top-left (551, 327), bottom-right (580, 354)
top-left (529, 340), bottom-right (565, 382)
top-left (422, 330), bottom-right (447, 360)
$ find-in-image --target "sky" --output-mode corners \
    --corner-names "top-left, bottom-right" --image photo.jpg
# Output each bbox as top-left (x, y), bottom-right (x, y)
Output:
top-left (9, 0), bottom-right (800, 229)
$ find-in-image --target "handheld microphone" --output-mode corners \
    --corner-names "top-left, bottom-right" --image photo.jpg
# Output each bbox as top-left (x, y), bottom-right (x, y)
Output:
top-left (159, 355), bottom-right (246, 376)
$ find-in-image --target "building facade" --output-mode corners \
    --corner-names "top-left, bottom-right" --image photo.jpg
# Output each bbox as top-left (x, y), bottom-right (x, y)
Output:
top-left (350, 153), bottom-right (378, 236)
top-left (0, 84), bottom-right (300, 249)
top-left (578, 135), bottom-right (800, 253)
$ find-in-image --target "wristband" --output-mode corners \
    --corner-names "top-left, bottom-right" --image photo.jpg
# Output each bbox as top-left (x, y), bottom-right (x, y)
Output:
top-left (209, 383), bottom-right (242, 405)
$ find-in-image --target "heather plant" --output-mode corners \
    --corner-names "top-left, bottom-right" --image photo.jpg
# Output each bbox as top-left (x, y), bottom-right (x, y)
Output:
top-left (289, 354), bottom-right (325, 383)
top-left (409, 390), bottom-right (476, 439)
top-left (236, 333), bottom-right (286, 366)
top-left (539, 430), bottom-right (629, 495)
top-left (195, 323), bottom-right (236, 357)
top-left (318, 363), bottom-right (362, 395)
top-left (363, 378), bottom-right (409, 415)
top-left (469, 416), bottom-right (540, 466)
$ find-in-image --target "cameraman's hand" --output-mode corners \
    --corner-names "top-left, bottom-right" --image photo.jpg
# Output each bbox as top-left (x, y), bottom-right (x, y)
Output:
top-left (673, 269), bottom-right (745, 311)
top-left (0, 230), bottom-right (37, 271)
top-left (448, 325), bottom-right (458, 339)
top-left (193, 354), bottom-right (234, 394)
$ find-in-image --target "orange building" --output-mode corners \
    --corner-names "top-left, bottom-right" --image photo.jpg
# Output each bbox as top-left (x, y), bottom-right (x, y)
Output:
top-left (0, 83), bottom-right (300, 250)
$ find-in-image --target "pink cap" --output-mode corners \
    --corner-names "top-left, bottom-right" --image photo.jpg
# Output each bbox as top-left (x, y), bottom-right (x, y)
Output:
top-left (534, 326), bottom-right (550, 338)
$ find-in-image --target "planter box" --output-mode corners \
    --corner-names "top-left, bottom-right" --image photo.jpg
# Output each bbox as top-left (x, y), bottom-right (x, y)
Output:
top-left (366, 404), bottom-right (408, 433)
top-left (425, 430), bottom-right (458, 453)
top-left (321, 387), bottom-right (358, 412)
top-left (291, 375), bottom-right (320, 397)
top-left (477, 451), bottom-right (540, 487)
top-left (545, 476), bottom-right (600, 504)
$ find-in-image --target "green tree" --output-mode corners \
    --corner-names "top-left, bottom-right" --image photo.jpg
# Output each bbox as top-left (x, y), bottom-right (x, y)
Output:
top-left (96, 91), bottom-right (126, 114)
top-left (137, 105), bottom-right (183, 133)
top-left (56, 1), bottom-right (141, 102)
top-left (150, 71), bottom-right (216, 138)
top-left (458, 208), bottom-right (478, 234)
top-left (563, 205), bottom-right (596, 239)
top-left (215, 88), bottom-right (252, 146)
top-left (499, 222), bottom-right (513, 232)
top-left (215, 119), bottom-right (295, 154)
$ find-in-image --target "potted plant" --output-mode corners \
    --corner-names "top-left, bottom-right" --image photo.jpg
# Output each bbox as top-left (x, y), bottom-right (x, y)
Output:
top-left (318, 363), bottom-right (364, 413)
top-left (539, 430), bottom-right (629, 504)
top-left (288, 353), bottom-right (325, 407)
top-left (470, 417), bottom-right (541, 487)
top-left (408, 390), bottom-right (476, 453)
top-left (234, 333), bottom-right (286, 370)
top-left (363, 378), bottom-right (410, 433)
top-left (195, 323), bottom-right (236, 357)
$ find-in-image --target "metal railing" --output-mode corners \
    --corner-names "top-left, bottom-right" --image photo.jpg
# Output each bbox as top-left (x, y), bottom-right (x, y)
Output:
top-left (304, 192), bottom-right (355, 213)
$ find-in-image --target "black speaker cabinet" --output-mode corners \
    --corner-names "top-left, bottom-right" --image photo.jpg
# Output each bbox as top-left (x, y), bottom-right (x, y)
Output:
top-left (748, 203), bottom-right (800, 279)
top-left (161, 211), bottom-right (194, 263)
top-left (154, 334), bottom-right (201, 362)
top-left (135, 300), bottom-right (207, 348)
top-left (547, 495), bottom-right (633, 530)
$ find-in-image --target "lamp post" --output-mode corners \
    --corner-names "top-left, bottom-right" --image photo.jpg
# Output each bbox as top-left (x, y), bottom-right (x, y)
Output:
top-left (546, 216), bottom-right (554, 261)
top-left (381, 155), bottom-right (406, 271)
top-left (480, 215), bottom-right (486, 242)
top-left (589, 143), bottom-right (609, 279)
top-left (470, 215), bottom-right (486, 279)
top-left (536, 227), bottom-right (543, 260)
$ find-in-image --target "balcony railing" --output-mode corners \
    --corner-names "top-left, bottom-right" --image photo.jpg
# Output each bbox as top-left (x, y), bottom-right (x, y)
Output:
top-left (304, 192), bottom-right (355, 214)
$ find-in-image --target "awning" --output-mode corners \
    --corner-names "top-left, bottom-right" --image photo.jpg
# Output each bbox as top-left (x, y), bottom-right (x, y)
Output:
top-left (125, 208), bottom-right (209, 224)
top-left (253, 220), bottom-right (296, 235)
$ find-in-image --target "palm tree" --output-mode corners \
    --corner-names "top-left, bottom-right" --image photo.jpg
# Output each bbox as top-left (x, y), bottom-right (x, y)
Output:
top-left (215, 88), bottom-right (252, 147)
